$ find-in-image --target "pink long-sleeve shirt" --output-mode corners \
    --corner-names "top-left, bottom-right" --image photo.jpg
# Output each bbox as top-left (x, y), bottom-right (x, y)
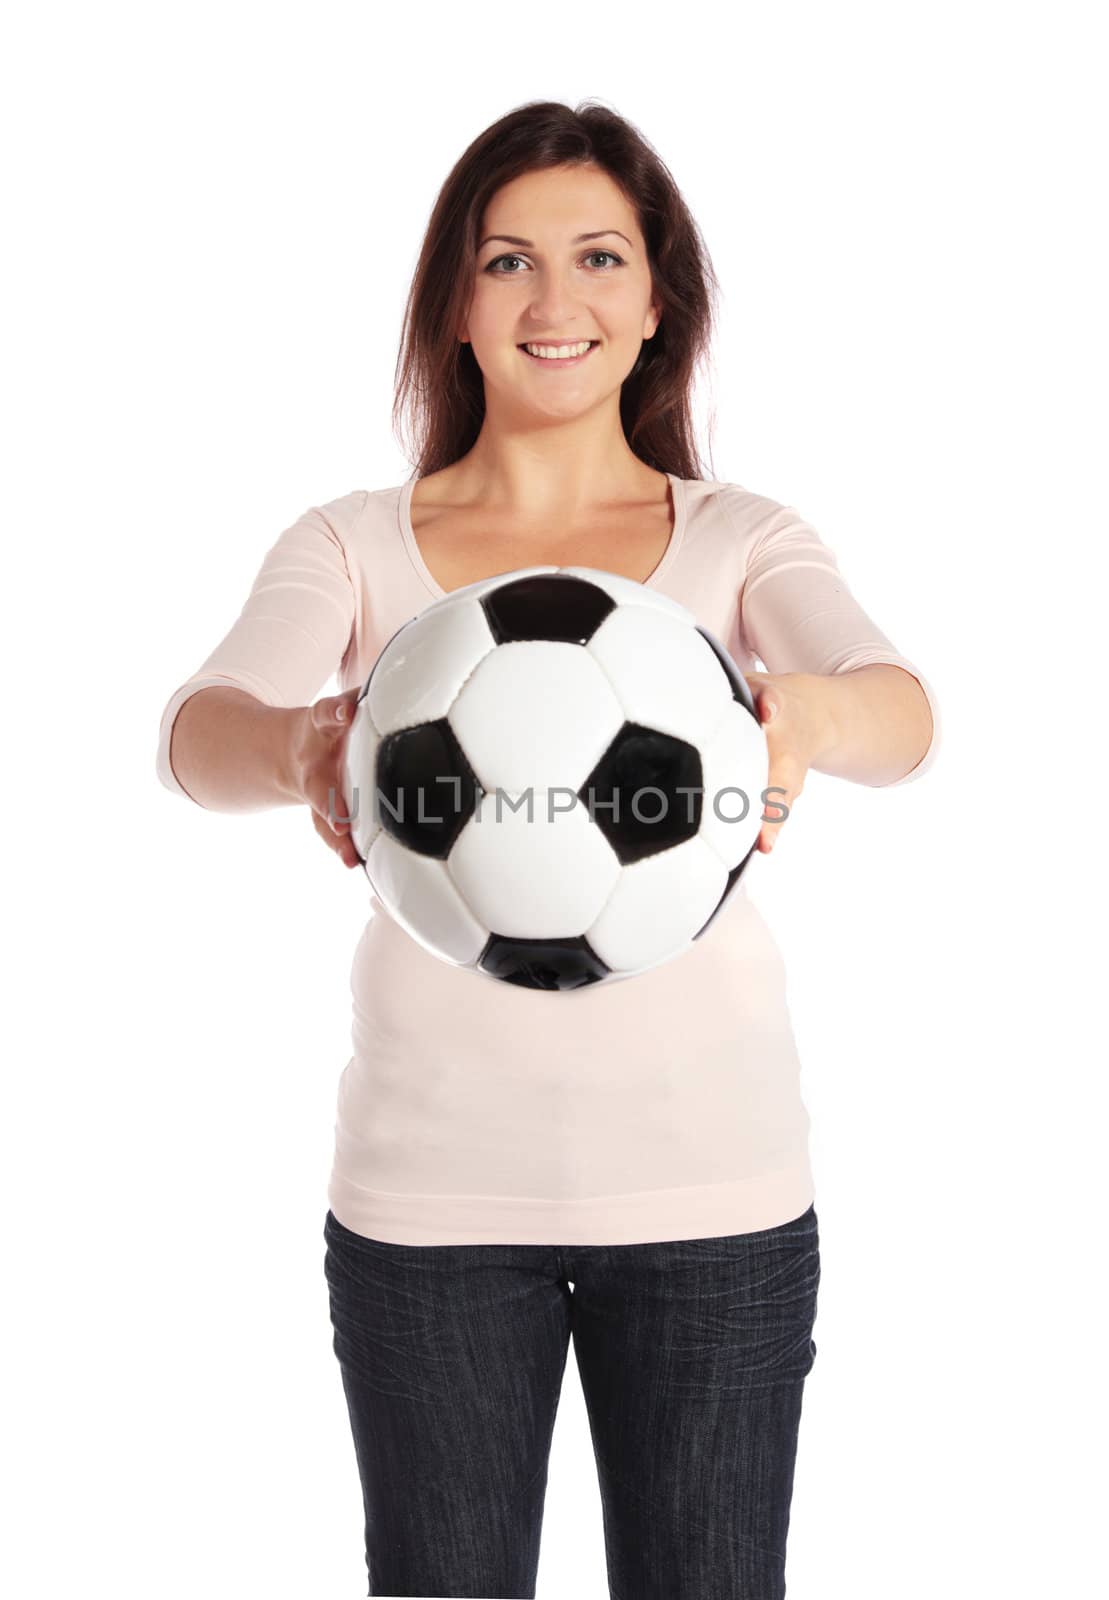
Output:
top-left (156, 474), bottom-right (940, 1245)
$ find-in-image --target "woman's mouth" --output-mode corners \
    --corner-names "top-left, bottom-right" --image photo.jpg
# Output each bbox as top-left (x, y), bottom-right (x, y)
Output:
top-left (518, 340), bottom-right (600, 368)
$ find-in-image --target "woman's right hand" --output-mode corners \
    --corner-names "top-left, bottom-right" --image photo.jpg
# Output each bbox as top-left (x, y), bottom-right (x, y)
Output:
top-left (289, 688), bottom-right (364, 868)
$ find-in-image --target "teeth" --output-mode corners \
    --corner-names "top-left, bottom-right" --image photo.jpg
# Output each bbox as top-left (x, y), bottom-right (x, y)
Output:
top-left (523, 341), bottom-right (594, 360)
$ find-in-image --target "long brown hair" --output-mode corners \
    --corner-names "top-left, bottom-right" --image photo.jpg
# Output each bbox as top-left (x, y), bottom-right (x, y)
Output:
top-left (391, 99), bottom-right (721, 483)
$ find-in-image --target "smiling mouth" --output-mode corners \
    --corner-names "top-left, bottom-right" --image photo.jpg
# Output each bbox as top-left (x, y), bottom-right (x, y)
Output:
top-left (517, 341), bottom-right (601, 365)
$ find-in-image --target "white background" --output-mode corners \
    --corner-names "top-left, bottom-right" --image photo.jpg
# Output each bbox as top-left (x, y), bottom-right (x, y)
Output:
top-left (4, 2), bottom-right (1105, 1596)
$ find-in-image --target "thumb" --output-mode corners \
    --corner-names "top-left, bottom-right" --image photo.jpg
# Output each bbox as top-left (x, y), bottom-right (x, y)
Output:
top-left (333, 688), bottom-right (360, 725)
top-left (745, 672), bottom-right (773, 719)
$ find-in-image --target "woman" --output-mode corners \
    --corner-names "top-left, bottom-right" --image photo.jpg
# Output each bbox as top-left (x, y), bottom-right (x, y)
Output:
top-left (156, 99), bottom-right (939, 1600)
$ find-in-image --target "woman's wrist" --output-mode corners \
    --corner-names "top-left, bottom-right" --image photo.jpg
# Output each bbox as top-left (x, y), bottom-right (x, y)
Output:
top-left (170, 688), bottom-right (306, 812)
top-left (807, 665), bottom-right (933, 786)
top-left (279, 705), bottom-right (312, 806)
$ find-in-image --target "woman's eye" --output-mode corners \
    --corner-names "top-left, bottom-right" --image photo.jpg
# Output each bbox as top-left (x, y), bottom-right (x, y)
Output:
top-left (485, 250), bottom-right (624, 274)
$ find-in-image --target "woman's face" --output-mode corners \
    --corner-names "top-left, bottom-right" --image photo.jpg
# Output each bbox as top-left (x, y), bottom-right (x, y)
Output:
top-left (461, 163), bottom-right (661, 418)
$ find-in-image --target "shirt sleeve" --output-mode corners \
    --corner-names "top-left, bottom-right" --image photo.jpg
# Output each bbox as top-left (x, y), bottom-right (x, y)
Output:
top-left (738, 502), bottom-right (940, 786)
top-left (155, 496), bottom-right (362, 804)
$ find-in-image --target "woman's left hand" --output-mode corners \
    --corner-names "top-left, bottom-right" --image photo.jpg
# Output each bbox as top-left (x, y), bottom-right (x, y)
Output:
top-left (743, 672), bottom-right (835, 854)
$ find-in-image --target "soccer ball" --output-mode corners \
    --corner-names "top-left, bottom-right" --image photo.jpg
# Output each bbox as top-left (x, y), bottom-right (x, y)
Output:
top-left (341, 567), bottom-right (768, 991)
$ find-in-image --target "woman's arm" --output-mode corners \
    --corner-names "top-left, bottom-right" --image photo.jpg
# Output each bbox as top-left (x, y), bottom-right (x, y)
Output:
top-left (738, 500), bottom-right (941, 788)
top-left (155, 495), bottom-right (361, 810)
top-left (734, 497), bottom-right (941, 851)
top-left (168, 686), bottom-right (304, 812)
top-left (804, 663), bottom-right (935, 788)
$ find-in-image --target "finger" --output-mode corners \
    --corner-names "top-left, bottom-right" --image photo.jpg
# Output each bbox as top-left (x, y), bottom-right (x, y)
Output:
top-left (304, 775), bottom-right (336, 834)
top-left (335, 686), bottom-right (361, 720)
top-left (311, 688), bottom-right (358, 733)
top-left (329, 777), bottom-right (355, 835)
top-left (308, 777), bottom-right (351, 841)
top-left (760, 764), bottom-right (803, 851)
top-left (334, 688), bottom-right (360, 726)
top-left (336, 819), bottom-right (364, 868)
top-left (312, 763), bottom-right (355, 837)
top-left (309, 808), bottom-right (339, 854)
top-left (311, 805), bottom-right (360, 866)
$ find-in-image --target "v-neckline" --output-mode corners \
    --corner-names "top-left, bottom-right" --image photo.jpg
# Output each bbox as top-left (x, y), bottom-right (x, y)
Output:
top-left (397, 471), bottom-right (688, 600)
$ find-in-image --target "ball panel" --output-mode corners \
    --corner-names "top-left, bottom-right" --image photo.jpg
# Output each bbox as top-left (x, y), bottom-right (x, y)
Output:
top-left (697, 699), bottom-right (769, 871)
top-left (693, 847), bottom-right (759, 940)
top-left (366, 832), bottom-right (489, 965)
top-left (580, 723), bottom-right (702, 865)
top-left (448, 793), bottom-right (621, 938)
top-left (587, 605), bottom-right (734, 747)
top-left (343, 699), bottom-right (382, 862)
top-left (448, 566), bottom-right (560, 607)
top-left (376, 719), bottom-right (482, 858)
top-left (481, 573), bottom-right (615, 645)
top-left (560, 567), bottom-right (695, 626)
top-left (586, 834), bottom-right (728, 971)
top-left (477, 933), bottom-right (611, 991)
top-left (448, 640), bottom-right (623, 793)
top-left (368, 598), bottom-right (495, 735)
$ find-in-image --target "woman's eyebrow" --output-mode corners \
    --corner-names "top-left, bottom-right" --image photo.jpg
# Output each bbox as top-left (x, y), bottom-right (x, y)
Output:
top-left (478, 229), bottom-right (633, 250)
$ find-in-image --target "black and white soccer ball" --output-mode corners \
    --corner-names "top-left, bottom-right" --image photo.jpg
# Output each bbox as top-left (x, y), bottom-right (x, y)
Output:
top-left (341, 567), bottom-right (768, 991)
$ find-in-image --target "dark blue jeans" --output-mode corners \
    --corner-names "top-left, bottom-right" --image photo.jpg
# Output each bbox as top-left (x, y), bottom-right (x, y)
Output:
top-left (322, 1202), bottom-right (820, 1599)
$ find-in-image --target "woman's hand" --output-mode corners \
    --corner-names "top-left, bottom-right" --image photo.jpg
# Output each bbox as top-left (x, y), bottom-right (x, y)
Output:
top-left (288, 687), bottom-right (365, 868)
top-left (743, 672), bottom-right (836, 854)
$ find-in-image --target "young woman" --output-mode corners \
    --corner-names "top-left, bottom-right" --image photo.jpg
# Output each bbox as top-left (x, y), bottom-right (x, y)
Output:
top-left (156, 100), bottom-right (939, 1600)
